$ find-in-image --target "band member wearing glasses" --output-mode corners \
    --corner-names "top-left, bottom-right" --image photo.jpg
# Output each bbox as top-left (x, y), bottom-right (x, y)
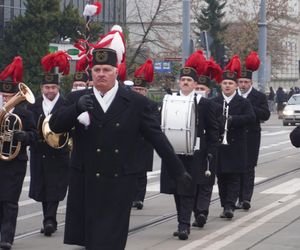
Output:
top-left (236, 52), bottom-right (270, 210)
top-left (0, 57), bottom-right (36, 250)
top-left (211, 55), bottom-right (255, 219)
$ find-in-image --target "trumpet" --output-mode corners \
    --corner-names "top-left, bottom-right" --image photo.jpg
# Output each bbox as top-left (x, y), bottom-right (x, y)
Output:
top-left (221, 100), bottom-right (229, 145)
top-left (0, 83), bottom-right (35, 161)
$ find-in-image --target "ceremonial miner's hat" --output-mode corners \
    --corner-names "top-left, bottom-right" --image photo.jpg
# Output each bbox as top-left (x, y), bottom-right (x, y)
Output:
top-left (0, 56), bottom-right (23, 94)
top-left (133, 59), bottom-right (154, 88)
top-left (239, 51), bottom-right (260, 80)
top-left (222, 55), bottom-right (241, 82)
top-left (41, 51), bottom-right (71, 85)
top-left (93, 25), bottom-right (126, 67)
top-left (179, 67), bottom-right (198, 82)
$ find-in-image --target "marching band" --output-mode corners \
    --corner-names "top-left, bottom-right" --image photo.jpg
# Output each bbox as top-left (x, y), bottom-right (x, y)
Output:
top-left (0, 21), bottom-right (273, 250)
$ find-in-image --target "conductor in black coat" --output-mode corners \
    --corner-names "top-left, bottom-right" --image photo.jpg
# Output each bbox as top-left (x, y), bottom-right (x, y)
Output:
top-left (0, 80), bottom-right (37, 250)
top-left (212, 61), bottom-right (256, 219)
top-left (237, 57), bottom-right (270, 210)
top-left (28, 74), bottom-right (69, 237)
top-left (49, 48), bottom-right (190, 250)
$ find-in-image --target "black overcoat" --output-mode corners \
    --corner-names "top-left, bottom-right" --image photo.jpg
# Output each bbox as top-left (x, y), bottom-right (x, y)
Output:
top-left (0, 104), bottom-right (36, 202)
top-left (133, 99), bottom-right (160, 172)
top-left (49, 86), bottom-right (186, 250)
top-left (28, 96), bottom-right (69, 202)
top-left (245, 88), bottom-right (270, 168)
top-left (212, 94), bottom-right (256, 174)
top-left (160, 96), bottom-right (219, 195)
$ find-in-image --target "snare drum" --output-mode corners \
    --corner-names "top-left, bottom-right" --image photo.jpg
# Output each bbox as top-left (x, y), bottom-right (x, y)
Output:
top-left (161, 94), bottom-right (196, 155)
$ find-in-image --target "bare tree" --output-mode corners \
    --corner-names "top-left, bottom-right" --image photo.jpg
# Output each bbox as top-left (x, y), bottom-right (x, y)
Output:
top-left (126, 0), bottom-right (183, 75)
top-left (222, 0), bottom-right (300, 68)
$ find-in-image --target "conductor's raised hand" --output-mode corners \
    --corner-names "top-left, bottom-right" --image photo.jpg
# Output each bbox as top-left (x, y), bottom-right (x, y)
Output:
top-left (77, 94), bottom-right (94, 113)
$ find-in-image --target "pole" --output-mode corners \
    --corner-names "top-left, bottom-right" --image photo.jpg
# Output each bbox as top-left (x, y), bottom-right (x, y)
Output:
top-left (258, 0), bottom-right (267, 93)
top-left (182, 0), bottom-right (190, 66)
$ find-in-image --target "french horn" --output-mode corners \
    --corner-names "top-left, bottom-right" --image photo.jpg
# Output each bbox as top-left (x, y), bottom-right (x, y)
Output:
top-left (41, 114), bottom-right (69, 149)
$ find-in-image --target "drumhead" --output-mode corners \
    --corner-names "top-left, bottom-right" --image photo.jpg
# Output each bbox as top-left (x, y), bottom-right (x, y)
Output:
top-left (161, 94), bottom-right (196, 155)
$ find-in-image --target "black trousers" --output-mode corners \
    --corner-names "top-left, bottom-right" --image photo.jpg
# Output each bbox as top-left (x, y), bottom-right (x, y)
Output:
top-left (217, 173), bottom-right (240, 210)
top-left (174, 194), bottom-right (194, 230)
top-left (239, 167), bottom-right (255, 202)
top-left (193, 184), bottom-right (213, 218)
top-left (134, 171), bottom-right (147, 202)
top-left (42, 201), bottom-right (59, 228)
top-left (0, 201), bottom-right (18, 244)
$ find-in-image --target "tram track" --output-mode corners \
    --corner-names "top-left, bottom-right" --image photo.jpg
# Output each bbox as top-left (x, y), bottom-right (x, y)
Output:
top-left (14, 151), bottom-right (300, 241)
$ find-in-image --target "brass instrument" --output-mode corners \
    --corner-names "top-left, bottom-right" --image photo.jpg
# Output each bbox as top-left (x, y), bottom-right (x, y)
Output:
top-left (221, 100), bottom-right (229, 145)
top-left (41, 114), bottom-right (69, 149)
top-left (0, 83), bottom-right (35, 161)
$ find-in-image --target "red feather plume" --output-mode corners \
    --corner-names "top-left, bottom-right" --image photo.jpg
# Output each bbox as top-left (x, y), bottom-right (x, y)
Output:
top-left (0, 56), bottom-right (23, 83)
top-left (206, 57), bottom-right (223, 83)
top-left (224, 55), bottom-right (241, 78)
top-left (185, 50), bottom-right (206, 75)
top-left (245, 51), bottom-right (260, 71)
top-left (134, 59), bottom-right (154, 83)
top-left (41, 51), bottom-right (71, 75)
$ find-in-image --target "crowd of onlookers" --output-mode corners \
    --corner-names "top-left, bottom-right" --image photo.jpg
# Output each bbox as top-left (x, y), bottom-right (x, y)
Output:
top-left (267, 86), bottom-right (300, 117)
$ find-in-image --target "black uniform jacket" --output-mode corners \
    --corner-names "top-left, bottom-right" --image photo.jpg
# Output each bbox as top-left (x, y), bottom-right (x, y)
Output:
top-left (160, 95), bottom-right (219, 195)
top-left (0, 104), bottom-right (37, 202)
top-left (212, 94), bottom-right (256, 174)
top-left (245, 88), bottom-right (270, 167)
top-left (290, 125), bottom-right (300, 147)
top-left (49, 86), bottom-right (186, 249)
top-left (28, 96), bottom-right (69, 202)
top-left (134, 99), bottom-right (160, 172)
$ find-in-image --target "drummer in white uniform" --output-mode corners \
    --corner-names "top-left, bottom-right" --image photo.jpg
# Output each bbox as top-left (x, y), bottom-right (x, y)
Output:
top-left (160, 64), bottom-right (219, 240)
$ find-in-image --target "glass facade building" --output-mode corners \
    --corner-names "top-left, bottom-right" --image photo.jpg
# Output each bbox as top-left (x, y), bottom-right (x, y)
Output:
top-left (0, 0), bottom-right (126, 39)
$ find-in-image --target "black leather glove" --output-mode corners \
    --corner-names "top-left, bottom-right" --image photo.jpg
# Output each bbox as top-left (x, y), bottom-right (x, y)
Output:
top-left (13, 131), bottom-right (28, 143)
top-left (77, 94), bottom-right (94, 113)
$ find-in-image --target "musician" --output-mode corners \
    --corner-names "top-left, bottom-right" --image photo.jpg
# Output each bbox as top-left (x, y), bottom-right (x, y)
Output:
top-left (28, 52), bottom-right (70, 237)
top-left (211, 55), bottom-right (256, 219)
top-left (71, 71), bottom-right (89, 92)
top-left (191, 57), bottom-right (222, 229)
top-left (160, 65), bottom-right (219, 240)
top-left (236, 52), bottom-right (270, 210)
top-left (49, 46), bottom-right (191, 250)
top-left (0, 57), bottom-right (37, 250)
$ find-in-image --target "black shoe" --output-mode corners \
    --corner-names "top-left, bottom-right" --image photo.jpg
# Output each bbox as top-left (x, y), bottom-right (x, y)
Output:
top-left (173, 231), bottom-right (179, 237)
top-left (132, 201), bottom-right (137, 208)
top-left (242, 200), bottom-right (251, 210)
top-left (0, 242), bottom-right (12, 250)
top-left (136, 201), bottom-right (143, 210)
top-left (224, 208), bottom-right (234, 219)
top-left (219, 211), bottom-right (226, 218)
top-left (44, 222), bottom-right (55, 236)
top-left (178, 229), bottom-right (189, 240)
top-left (192, 214), bottom-right (207, 228)
top-left (235, 201), bottom-right (243, 209)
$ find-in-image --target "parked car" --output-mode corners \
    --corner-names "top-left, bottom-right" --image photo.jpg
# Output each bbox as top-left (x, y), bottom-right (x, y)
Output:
top-left (282, 94), bottom-right (300, 126)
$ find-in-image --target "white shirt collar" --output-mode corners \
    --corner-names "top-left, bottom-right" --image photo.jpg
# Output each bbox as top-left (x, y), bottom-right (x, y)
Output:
top-left (93, 80), bottom-right (119, 113)
top-left (238, 86), bottom-right (253, 98)
top-left (42, 93), bottom-right (60, 116)
top-left (179, 90), bottom-right (202, 103)
top-left (222, 91), bottom-right (236, 104)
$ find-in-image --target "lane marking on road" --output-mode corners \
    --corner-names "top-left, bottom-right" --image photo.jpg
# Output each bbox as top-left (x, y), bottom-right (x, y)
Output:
top-left (261, 178), bottom-right (300, 194)
top-left (262, 131), bottom-right (290, 136)
top-left (260, 140), bottom-right (290, 150)
top-left (201, 198), bottom-right (300, 250)
top-left (177, 195), bottom-right (296, 250)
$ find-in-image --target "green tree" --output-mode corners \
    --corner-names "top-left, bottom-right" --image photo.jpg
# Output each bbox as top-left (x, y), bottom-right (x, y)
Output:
top-left (0, 0), bottom-right (102, 91)
top-left (194, 0), bottom-right (227, 63)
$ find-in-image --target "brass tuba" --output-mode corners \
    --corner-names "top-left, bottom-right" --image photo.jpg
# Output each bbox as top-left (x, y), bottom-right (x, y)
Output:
top-left (41, 114), bottom-right (69, 149)
top-left (0, 83), bottom-right (35, 161)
